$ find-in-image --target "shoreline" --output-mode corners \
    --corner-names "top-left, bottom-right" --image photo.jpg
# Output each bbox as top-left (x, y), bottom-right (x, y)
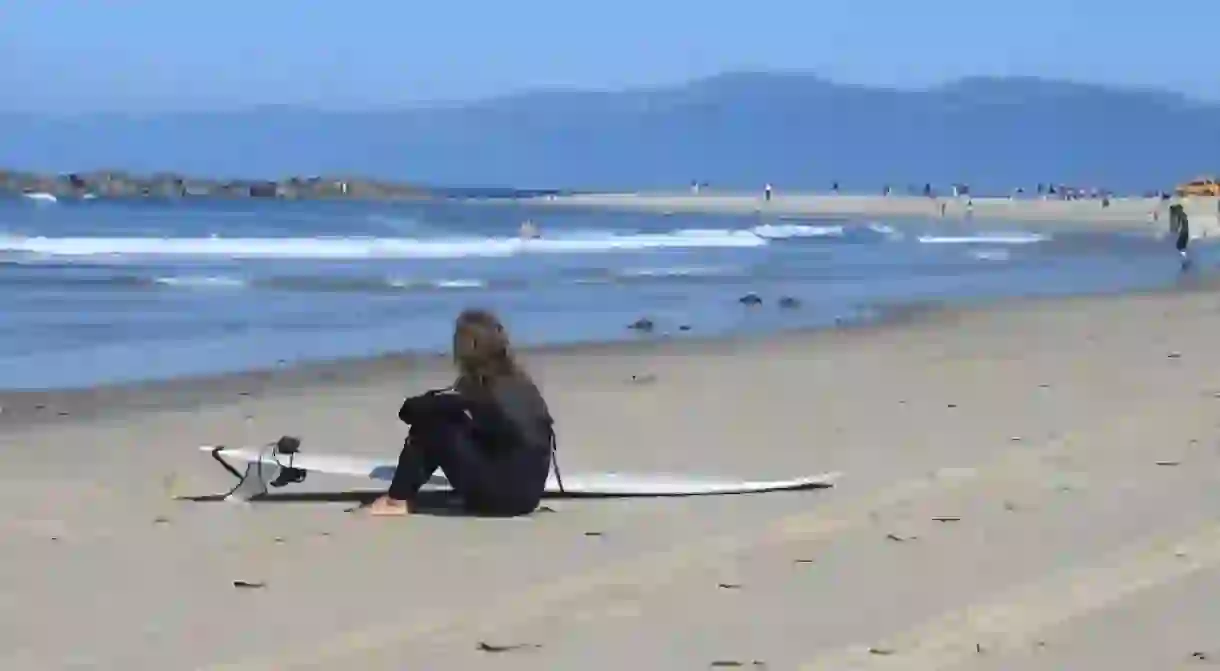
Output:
top-left (528, 192), bottom-right (1220, 236)
top-left (4, 276), bottom-right (1214, 436)
top-left (0, 299), bottom-right (947, 434)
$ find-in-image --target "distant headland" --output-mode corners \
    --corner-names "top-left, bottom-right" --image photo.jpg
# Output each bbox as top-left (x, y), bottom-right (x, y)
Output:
top-left (0, 168), bottom-right (568, 201)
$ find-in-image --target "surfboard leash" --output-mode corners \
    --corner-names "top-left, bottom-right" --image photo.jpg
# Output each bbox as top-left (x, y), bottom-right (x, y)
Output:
top-left (550, 425), bottom-right (565, 495)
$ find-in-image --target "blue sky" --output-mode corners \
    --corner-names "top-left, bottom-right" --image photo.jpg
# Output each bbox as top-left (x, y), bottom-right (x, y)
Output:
top-left (3, 1), bottom-right (1217, 112)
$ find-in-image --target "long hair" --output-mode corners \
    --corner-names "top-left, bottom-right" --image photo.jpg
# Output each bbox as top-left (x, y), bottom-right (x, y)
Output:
top-left (452, 308), bottom-right (523, 388)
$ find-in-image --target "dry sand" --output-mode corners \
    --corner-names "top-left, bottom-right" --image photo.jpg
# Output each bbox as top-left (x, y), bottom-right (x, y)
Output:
top-left (5, 284), bottom-right (1220, 669)
top-left (531, 192), bottom-right (1220, 237)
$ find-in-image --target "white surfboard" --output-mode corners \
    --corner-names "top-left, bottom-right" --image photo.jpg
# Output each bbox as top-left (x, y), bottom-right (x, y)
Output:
top-left (199, 444), bottom-right (841, 502)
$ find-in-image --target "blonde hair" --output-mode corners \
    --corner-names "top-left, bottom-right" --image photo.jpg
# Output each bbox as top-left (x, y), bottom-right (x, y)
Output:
top-left (452, 308), bottom-right (522, 387)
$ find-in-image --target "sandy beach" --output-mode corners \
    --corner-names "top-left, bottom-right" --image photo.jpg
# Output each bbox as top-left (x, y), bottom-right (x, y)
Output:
top-left (533, 192), bottom-right (1220, 237)
top-left (3, 276), bottom-right (1220, 669)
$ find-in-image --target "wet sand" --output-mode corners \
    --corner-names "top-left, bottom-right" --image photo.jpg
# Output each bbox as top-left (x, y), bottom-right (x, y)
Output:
top-left (4, 284), bottom-right (1220, 669)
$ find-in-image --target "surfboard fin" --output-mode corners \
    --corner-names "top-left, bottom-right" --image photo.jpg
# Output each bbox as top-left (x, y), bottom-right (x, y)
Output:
top-left (209, 445), bottom-right (280, 502)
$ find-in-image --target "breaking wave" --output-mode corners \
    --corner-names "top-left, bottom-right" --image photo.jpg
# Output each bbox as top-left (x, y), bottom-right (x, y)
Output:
top-left (917, 233), bottom-right (1048, 245)
top-left (0, 229), bottom-right (767, 259)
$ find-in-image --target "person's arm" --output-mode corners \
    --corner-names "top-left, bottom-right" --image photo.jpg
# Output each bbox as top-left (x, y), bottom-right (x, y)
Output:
top-left (397, 388), bottom-right (469, 425)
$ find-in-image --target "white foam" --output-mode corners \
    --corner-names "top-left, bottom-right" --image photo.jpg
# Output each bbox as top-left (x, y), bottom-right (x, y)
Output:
top-left (917, 233), bottom-right (1048, 245)
top-left (154, 275), bottom-right (247, 288)
top-left (751, 224), bottom-right (844, 239)
top-left (866, 222), bottom-right (905, 240)
top-left (22, 192), bottom-right (58, 203)
top-left (432, 278), bottom-right (487, 289)
top-left (386, 277), bottom-right (490, 290)
top-left (616, 265), bottom-right (736, 278)
top-left (0, 229), bottom-right (767, 260)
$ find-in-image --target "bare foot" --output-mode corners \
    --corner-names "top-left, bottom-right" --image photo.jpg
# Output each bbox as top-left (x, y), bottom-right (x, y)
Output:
top-left (366, 495), bottom-right (409, 517)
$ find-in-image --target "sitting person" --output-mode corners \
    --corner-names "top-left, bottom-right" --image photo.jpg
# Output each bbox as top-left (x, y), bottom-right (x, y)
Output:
top-left (367, 309), bottom-right (557, 517)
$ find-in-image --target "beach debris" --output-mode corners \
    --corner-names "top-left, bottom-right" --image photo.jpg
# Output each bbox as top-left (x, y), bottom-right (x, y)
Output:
top-left (535, 505), bottom-right (557, 514)
top-left (709, 661), bottom-right (743, 668)
top-left (152, 516), bottom-right (171, 525)
top-left (477, 641), bottom-right (541, 653)
top-left (886, 533), bottom-right (916, 542)
top-left (868, 647), bottom-right (895, 656)
top-left (738, 293), bottom-right (763, 306)
top-left (1156, 460), bottom-right (1181, 466)
top-left (627, 317), bottom-right (655, 332)
top-left (629, 373), bottom-right (658, 385)
top-left (931, 516), bottom-right (961, 523)
top-left (274, 537), bottom-right (286, 544)
top-left (717, 582), bottom-right (742, 590)
top-left (778, 296), bottom-right (801, 309)
top-left (1190, 651), bottom-right (1210, 661)
top-left (976, 643), bottom-right (985, 654)
top-left (794, 558), bottom-right (815, 564)
top-left (1010, 436), bottom-right (1023, 442)
top-left (1004, 501), bottom-right (1021, 512)
top-left (584, 531), bottom-right (603, 537)
top-left (232, 580), bottom-right (266, 589)
top-left (946, 403), bottom-right (958, 409)
top-left (1168, 351), bottom-right (1182, 359)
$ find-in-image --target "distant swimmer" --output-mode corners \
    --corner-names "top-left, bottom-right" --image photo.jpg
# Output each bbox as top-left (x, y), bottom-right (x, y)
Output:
top-left (1169, 203), bottom-right (1191, 267)
top-left (519, 220), bottom-right (540, 239)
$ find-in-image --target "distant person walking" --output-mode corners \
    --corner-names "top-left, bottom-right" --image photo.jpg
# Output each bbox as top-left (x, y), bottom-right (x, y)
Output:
top-left (1169, 203), bottom-right (1191, 267)
top-left (764, 183), bottom-right (773, 202)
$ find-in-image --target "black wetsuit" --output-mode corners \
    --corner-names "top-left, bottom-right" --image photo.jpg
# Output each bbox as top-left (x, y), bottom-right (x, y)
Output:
top-left (389, 374), bottom-right (555, 516)
top-left (1175, 210), bottom-right (1190, 253)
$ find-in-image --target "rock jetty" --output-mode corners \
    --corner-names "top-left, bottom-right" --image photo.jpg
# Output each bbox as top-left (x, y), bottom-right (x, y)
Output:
top-left (0, 169), bottom-right (441, 201)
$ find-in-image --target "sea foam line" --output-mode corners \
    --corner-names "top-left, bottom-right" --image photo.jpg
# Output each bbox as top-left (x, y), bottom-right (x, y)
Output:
top-left (0, 229), bottom-right (767, 259)
top-left (917, 233), bottom-right (1048, 245)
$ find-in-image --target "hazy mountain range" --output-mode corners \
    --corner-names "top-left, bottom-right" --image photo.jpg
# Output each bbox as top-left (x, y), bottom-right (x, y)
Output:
top-left (3, 72), bottom-right (1217, 193)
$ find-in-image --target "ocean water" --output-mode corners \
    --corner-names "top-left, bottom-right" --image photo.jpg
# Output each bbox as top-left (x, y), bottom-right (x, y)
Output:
top-left (0, 195), bottom-right (1206, 390)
